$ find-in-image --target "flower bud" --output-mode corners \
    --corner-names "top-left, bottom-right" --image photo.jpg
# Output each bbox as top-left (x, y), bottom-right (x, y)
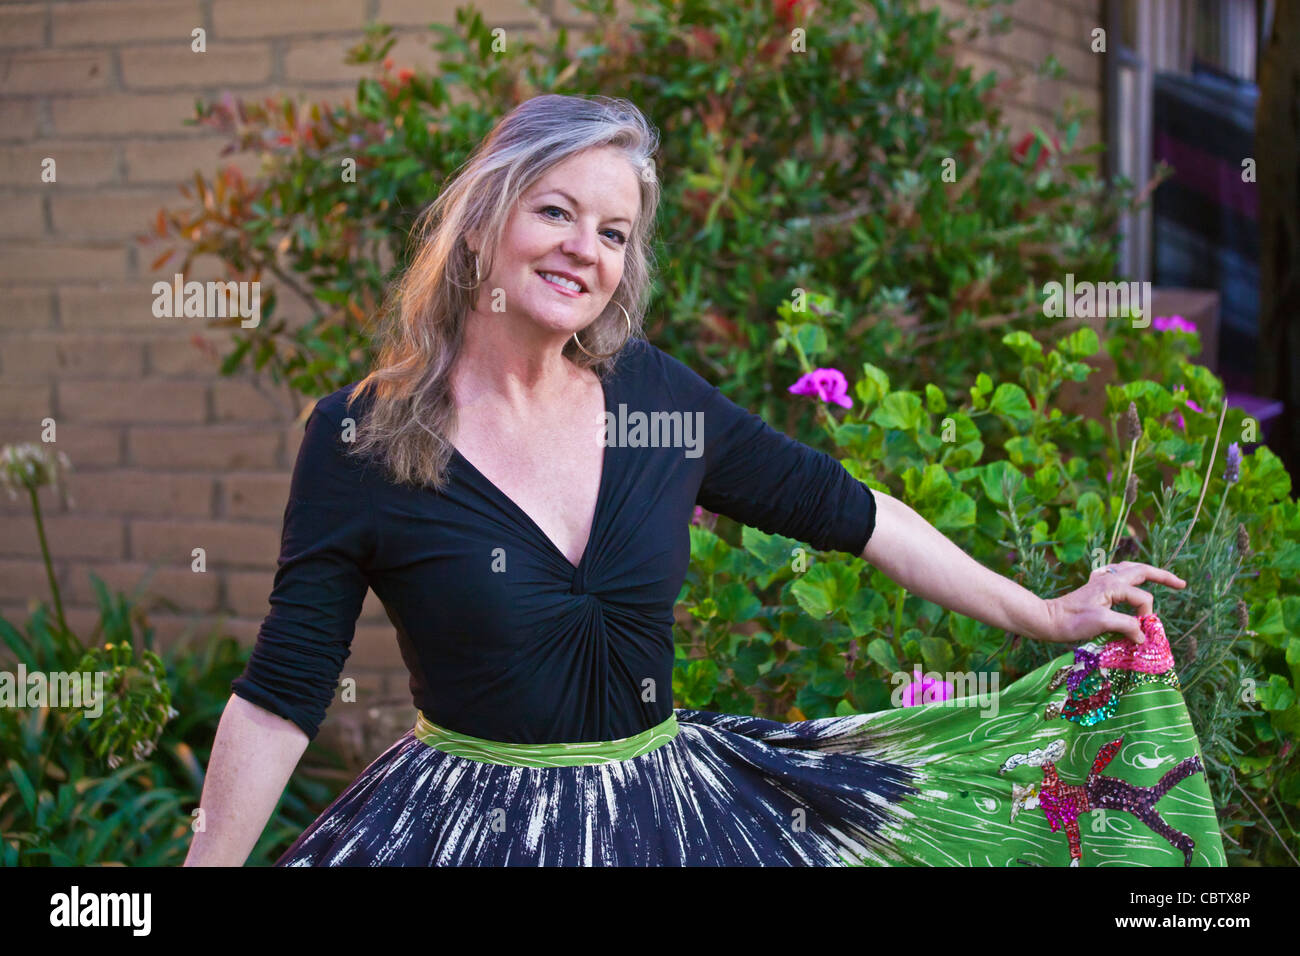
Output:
top-left (1224, 441), bottom-right (1241, 485)
top-left (1235, 598), bottom-right (1249, 631)
top-left (1122, 402), bottom-right (1142, 445)
top-left (1236, 523), bottom-right (1250, 556)
top-left (1124, 472), bottom-right (1139, 506)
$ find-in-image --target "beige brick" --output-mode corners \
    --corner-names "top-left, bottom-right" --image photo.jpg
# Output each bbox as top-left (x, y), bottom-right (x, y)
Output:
top-left (385, 30), bottom-right (447, 75)
top-left (283, 37), bottom-right (376, 84)
top-left (0, 142), bottom-right (120, 186)
top-left (0, 49), bottom-right (111, 95)
top-left (213, 0), bottom-right (368, 38)
top-left (121, 41), bottom-right (272, 89)
top-left (0, 242), bottom-right (126, 280)
top-left (144, 610), bottom-right (240, 651)
top-left (62, 604), bottom-right (108, 638)
top-left (339, 670), bottom-right (384, 699)
top-left (0, 287), bottom-right (55, 330)
top-left (0, 380), bottom-right (53, 420)
top-left (52, 93), bottom-right (201, 136)
top-left (1012, 1), bottom-right (1096, 41)
top-left (66, 469), bottom-right (213, 517)
top-left (211, 378), bottom-right (293, 422)
top-left (63, 560), bottom-right (221, 611)
top-left (221, 471), bottom-right (290, 519)
top-left (211, 612), bottom-right (257, 644)
top-left (0, 559), bottom-right (51, 602)
top-left (0, 7), bottom-right (48, 49)
top-left (224, 568), bottom-right (275, 617)
top-left (124, 136), bottom-right (257, 185)
top-left (130, 517), bottom-right (281, 567)
top-left (51, 1), bottom-right (203, 47)
top-left (351, 619), bottom-right (403, 669)
top-left (0, 513), bottom-right (123, 559)
top-left (0, 333), bottom-right (145, 379)
top-left (128, 424), bottom-right (280, 470)
top-left (0, 422), bottom-right (124, 468)
top-left (0, 98), bottom-right (39, 140)
top-left (59, 272), bottom-right (236, 330)
top-left (148, 333), bottom-right (225, 375)
top-left (50, 188), bottom-right (177, 238)
top-left (0, 193), bottom-right (44, 237)
top-left (58, 380), bottom-right (207, 423)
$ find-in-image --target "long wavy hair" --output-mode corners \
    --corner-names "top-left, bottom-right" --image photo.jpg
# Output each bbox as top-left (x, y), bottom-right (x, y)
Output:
top-left (342, 93), bottom-right (662, 491)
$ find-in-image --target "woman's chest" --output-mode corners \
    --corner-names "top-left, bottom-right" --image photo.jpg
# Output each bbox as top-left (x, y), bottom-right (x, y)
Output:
top-left (452, 408), bottom-right (607, 570)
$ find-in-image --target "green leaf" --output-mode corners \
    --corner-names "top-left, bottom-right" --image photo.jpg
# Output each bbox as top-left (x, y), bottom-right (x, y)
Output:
top-left (990, 383), bottom-right (1035, 429)
top-left (865, 637), bottom-right (901, 673)
top-left (1001, 330), bottom-right (1043, 366)
top-left (713, 581), bottom-right (762, 622)
top-left (919, 637), bottom-right (954, 671)
top-left (792, 323), bottom-right (828, 358)
top-left (870, 391), bottom-right (925, 431)
top-left (925, 383), bottom-right (947, 414)
top-left (1057, 326), bottom-right (1100, 357)
top-left (854, 363), bottom-right (891, 407)
top-left (790, 562), bottom-right (861, 619)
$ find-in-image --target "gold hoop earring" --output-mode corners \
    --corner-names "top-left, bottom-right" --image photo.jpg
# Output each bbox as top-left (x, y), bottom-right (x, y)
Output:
top-left (473, 252), bottom-right (482, 287)
top-left (572, 302), bottom-right (632, 360)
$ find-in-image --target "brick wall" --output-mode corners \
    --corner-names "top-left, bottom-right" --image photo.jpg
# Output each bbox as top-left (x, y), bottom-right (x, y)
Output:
top-left (0, 0), bottom-right (1102, 756)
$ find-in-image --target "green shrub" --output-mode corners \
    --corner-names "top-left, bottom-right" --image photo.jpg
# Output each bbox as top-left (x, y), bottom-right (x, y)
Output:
top-left (677, 304), bottom-right (1299, 864)
top-left (149, 0), bottom-right (1143, 446)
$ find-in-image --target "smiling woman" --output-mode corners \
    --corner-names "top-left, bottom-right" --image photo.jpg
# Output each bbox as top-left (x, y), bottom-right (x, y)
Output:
top-left (184, 94), bottom-right (1224, 868)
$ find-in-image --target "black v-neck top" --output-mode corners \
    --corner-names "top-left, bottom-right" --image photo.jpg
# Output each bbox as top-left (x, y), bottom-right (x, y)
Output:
top-left (231, 337), bottom-right (878, 744)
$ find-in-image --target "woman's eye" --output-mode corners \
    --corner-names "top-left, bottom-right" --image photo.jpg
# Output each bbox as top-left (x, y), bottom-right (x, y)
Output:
top-left (541, 206), bottom-right (627, 245)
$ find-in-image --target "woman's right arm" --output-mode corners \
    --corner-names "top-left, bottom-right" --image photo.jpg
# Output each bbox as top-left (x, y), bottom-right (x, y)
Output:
top-left (188, 396), bottom-right (378, 865)
top-left (183, 694), bottom-right (310, 866)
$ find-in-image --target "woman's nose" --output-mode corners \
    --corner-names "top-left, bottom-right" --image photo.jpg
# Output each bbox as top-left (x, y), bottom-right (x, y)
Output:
top-left (560, 227), bottom-right (599, 262)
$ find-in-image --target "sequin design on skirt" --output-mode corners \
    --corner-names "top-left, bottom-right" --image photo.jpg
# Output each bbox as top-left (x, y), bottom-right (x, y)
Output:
top-left (275, 633), bottom-right (1226, 866)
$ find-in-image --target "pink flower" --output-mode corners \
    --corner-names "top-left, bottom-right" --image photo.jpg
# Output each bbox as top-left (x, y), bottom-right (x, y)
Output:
top-left (788, 368), bottom-right (852, 408)
top-left (1153, 314), bottom-right (1197, 334)
top-left (1172, 386), bottom-right (1204, 430)
top-left (900, 668), bottom-right (953, 707)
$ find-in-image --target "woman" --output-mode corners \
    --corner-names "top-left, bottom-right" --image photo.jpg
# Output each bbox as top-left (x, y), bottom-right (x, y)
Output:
top-left (184, 94), bottom-right (1224, 866)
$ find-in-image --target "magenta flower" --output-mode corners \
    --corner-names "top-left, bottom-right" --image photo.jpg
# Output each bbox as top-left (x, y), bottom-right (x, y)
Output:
top-left (1153, 314), bottom-right (1197, 334)
top-left (788, 368), bottom-right (852, 409)
top-left (900, 669), bottom-right (953, 707)
top-left (1171, 386), bottom-right (1204, 430)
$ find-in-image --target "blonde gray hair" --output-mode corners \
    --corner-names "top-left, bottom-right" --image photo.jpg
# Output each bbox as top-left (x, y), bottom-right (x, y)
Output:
top-left (343, 93), bottom-right (661, 491)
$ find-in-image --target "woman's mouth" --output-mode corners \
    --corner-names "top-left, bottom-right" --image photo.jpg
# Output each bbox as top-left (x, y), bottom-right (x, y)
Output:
top-left (538, 271), bottom-right (586, 296)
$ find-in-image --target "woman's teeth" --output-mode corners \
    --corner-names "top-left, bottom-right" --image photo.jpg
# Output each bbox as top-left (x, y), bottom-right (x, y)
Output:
top-left (539, 272), bottom-right (583, 293)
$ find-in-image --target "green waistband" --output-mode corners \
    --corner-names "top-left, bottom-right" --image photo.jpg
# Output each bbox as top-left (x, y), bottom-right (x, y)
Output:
top-left (412, 711), bottom-right (680, 767)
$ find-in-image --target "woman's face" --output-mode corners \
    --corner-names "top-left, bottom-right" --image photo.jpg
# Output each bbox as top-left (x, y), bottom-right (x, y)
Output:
top-left (475, 146), bottom-right (641, 341)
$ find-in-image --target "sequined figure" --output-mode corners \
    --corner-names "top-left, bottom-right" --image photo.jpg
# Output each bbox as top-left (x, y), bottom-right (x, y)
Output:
top-left (1001, 736), bottom-right (1204, 866)
top-left (1046, 613), bottom-right (1181, 724)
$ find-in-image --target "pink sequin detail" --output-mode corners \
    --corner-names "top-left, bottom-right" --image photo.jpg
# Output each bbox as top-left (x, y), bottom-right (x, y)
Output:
top-left (1096, 613), bottom-right (1175, 673)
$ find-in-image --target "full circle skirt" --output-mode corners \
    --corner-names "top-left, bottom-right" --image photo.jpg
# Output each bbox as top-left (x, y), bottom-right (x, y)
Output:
top-left (275, 640), bottom-right (1226, 867)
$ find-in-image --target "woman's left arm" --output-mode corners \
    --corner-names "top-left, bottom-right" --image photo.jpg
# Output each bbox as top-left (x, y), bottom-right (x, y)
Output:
top-left (861, 488), bottom-right (1185, 645)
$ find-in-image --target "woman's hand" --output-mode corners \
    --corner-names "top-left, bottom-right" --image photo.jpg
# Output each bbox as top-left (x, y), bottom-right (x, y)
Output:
top-left (1043, 561), bottom-right (1186, 645)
